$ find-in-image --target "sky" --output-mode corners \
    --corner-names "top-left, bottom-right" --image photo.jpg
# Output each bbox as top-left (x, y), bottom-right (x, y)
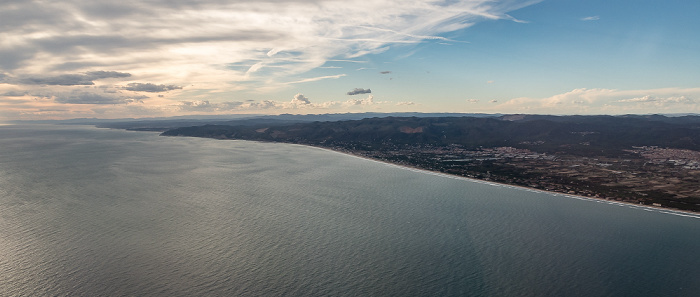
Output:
top-left (1, 0), bottom-right (699, 120)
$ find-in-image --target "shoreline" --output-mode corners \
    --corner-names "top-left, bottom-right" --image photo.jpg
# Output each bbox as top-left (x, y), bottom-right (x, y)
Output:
top-left (299, 144), bottom-right (700, 219)
top-left (147, 130), bottom-right (700, 218)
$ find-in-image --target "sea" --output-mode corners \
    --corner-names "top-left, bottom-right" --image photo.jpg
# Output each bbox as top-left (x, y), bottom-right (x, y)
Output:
top-left (1, 125), bottom-right (699, 297)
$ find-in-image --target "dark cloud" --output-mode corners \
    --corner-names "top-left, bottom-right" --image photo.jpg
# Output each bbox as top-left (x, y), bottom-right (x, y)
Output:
top-left (19, 74), bottom-right (96, 86)
top-left (51, 61), bottom-right (111, 72)
top-left (85, 71), bottom-right (131, 79)
top-left (0, 2), bottom-right (64, 32)
top-left (10, 71), bottom-right (132, 86)
top-left (78, 2), bottom-right (140, 19)
top-left (54, 92), bottom-right (130, 104)
top-left (125, 83), bottom-right (183, 92)
top-left (1, 91), bottom-right (27, 96)
top-left (0, 47), bottom-right (36, 70)
top-left (347, 88), bottom-right (371, 95)
top-left (33, 35), bottom-right (132, 55)
top-left (380, 71), bottom-right (392, 74)
top-left (249, 100), bottom-right (277, 109)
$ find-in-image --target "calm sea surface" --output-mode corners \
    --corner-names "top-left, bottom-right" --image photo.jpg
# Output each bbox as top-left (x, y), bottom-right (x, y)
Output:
top-left (1, 125), bottom-right (699, 296)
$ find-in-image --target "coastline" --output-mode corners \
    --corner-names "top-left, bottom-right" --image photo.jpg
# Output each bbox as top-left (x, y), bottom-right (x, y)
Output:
top-left (298, 144), bottom-right (700, 219)
top-left (149, 128), bottom-right (700, 218)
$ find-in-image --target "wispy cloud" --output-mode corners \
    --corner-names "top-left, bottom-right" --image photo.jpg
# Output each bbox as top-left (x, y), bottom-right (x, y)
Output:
top-left (492, 88), bottom-right (700, 114)
top-left (286, 74), bottom-right (347, 85)
top-left (0, 0), bottom-right (540, 119)
top-left (581, 16), bottom-right (600, 21)
top-left (1, 0), bottom-right (536, 89)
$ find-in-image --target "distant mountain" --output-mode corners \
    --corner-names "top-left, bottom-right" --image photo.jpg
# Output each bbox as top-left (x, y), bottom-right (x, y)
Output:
top-left (161, 114), bottom-right (700, 156)
top-left (86, 112), bottom-right (501, 131)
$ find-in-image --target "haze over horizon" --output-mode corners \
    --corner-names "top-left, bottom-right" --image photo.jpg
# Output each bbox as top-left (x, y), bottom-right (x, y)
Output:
top-left (1, 0), bottom-right (698, 120)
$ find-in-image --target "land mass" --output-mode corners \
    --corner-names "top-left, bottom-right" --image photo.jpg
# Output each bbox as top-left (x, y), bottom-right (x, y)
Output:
top-left (159, 114), bottom-right (700, 212)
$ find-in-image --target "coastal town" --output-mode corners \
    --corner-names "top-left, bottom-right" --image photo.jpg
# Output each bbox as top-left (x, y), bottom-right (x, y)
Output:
top-left (327, 143), bottom-right (700, 211)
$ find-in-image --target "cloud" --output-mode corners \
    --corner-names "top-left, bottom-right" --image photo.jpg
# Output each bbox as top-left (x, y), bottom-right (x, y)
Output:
top-left (286, 74), bottom-right (346, 85)
top-left (54, 91), bottom-right (146, 104)
top-left (581, 16), bottom-right (600, 21)
top-left (491, 87), bottom-right (700, 114)
top-left (291, 93), bottom-right (311, 105)
top-left (346, 95), bottom-right (374, 105)
top-left (125, 83), bottom-right (182, 92)
top-left (0, 0), bottom-right (536, 92)
top-left (466, 99), bottom-right (479, 103)
top-left (4, 71), bottom-right (132, 86)
top-left (238, 93), bottom-right (383, 110)
top-left (380, 71), bottom-right (392, 74)
top-left (0, 88), bottom-right (410, 118)
top-left (617, 95), bottom-right (693, 104)
top-left (177, 100), bottom-right (244, 111)
top-left (85, 71), bottom-right (131, 79)
top-left (19, 74), bottom-right (96, 86)
top-left (347, 88), bottom-right (372, 95)
top-left (179, 100), bottom-right (212, 109)
top-left (2, 91), bottom-right (28, 97)
top-left (254, 100), bottom-right (280, 109)
top-left (0, 0), bottom-right (543, 119)
top-left (0, 48), bottom-right (36, 70)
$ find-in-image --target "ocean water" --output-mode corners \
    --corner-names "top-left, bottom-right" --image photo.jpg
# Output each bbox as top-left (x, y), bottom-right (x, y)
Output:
top-left (1, 125), bottom-right (699, 297)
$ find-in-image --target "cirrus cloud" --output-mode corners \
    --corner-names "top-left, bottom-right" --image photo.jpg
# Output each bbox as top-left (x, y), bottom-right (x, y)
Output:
top-left (0, 0), bottom-right (541, 119)
top-left (1, 0), bottom-right (537, 91)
